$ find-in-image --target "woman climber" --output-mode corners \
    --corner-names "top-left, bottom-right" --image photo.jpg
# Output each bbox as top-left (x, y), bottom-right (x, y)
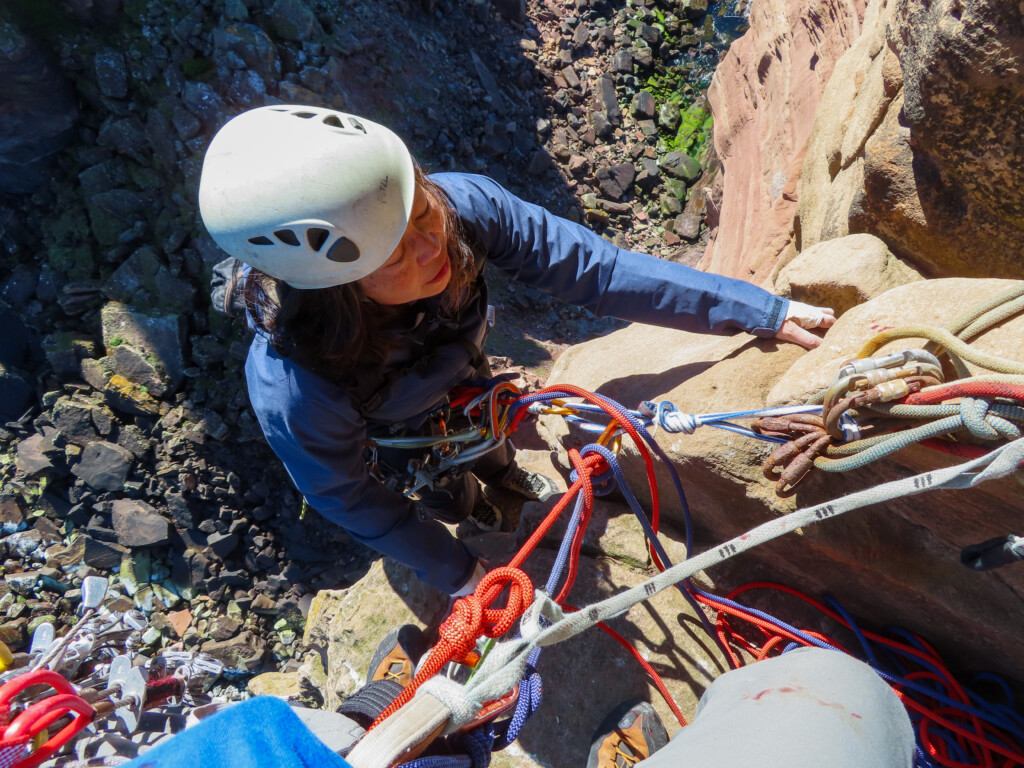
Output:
top-left (197, 105), bottom-right (835, 597)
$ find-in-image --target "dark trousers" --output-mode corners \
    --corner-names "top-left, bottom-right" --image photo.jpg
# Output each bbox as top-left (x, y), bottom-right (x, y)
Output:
top-left (415, 438), bottom-right (515, 524)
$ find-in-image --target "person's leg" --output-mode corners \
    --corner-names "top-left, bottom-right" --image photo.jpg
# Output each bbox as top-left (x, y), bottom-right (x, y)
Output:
top-left (471, 439), bottom-right (517, 485)
top-left (415, 470), bottom-right (480, 524)
top-left (636, 648), bottom-right (914, 768)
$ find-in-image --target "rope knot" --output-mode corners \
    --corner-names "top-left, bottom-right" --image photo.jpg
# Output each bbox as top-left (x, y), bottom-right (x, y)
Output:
top-left (654, 401), bottom-right (698, 435)
top-left (475, 567), bottom-right (534, 638)
top-left (437, 596), bottom-right (485, 661)
top-left (961, 397), bottom-right (1000, 441)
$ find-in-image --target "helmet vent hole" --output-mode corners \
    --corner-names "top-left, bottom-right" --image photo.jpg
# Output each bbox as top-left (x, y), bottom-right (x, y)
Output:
top-left (322, 114), bottom-right (344, 128)
top-left (306, 227), bottom-right (330, 251)
top-left (348, 118), bottom-right (366, 134)
top-left (292, 111), bottom-right (317, 120)
top-left (326, 237), bottom-right (360, 264)
top-left (274, 229), bottom-right (300, 246)
top-left (248, 236), bottom-right (274, 246)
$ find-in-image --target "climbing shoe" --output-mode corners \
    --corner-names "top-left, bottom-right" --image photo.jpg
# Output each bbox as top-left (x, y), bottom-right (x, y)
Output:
top-left (467, 495), bottom-right (503, 533)
top-left (366, 625), bottom-right (425, 687)
top-left (586, 701), bottom-right (669, 768)
top-left (498, 465), bottom-right (559, 501)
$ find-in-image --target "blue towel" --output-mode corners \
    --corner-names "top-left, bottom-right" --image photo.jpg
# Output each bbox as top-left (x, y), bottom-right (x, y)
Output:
top-left (125, 697), bottom-right (353, 768)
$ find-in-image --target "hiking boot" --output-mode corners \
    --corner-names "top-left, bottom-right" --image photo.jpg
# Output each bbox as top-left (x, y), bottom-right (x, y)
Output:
top-left (499, 465), bottom-right (560, 501)
top-left (366, 625), bottom-right (426, 687)
top-left (467, 495), bottom-right (503, 533)
top-left (586, 701), bottom-right (669, 768)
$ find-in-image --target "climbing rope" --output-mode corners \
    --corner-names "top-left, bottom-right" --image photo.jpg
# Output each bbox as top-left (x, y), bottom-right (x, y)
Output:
top-left (356, 286), bottom-right (1024, 767)
top-left (348, 438), bottom-right (1024, 768)
top-left (760, 284), bottom-right (1024, 494)
top-left (694, 583), bottom-right (1024, 768)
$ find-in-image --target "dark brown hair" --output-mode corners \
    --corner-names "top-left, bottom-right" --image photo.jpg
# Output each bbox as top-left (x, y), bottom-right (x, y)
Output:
top-left (243, 167), bottom-right (477, 383)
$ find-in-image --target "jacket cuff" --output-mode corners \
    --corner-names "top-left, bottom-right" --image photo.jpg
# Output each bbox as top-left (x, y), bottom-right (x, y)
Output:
top-left (750, 296), bottom-right (788, 338)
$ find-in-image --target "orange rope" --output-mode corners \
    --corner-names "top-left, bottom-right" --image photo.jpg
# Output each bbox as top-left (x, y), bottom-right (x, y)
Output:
top-left (370, 567), bottom-right (534, 727)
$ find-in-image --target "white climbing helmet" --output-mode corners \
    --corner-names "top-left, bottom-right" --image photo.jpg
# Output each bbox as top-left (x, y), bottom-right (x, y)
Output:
top-left (198, 105), bottom-right (415, 290)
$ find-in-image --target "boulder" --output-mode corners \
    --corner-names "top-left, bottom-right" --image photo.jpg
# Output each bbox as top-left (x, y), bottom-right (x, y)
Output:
top-left (201, 629), bottom-right (267, 673)
top-left (104, 246), bottom-right (196, 315)
top-left (659, 151), bottom-right (700, 184)
top-left (700, 0), bottom-right (867, 282)
top-left (595, 163), bottom-right (636, 200)
top-left (0, 364), bottom-right (31, 423)
top-left (800, 0), bottom-right (1024, 279)
top-left (0, 19), bottom-right (77, 193)
top-left (772, 233), bottom-right (923, 315)
top-left (267, 0), bottom-right (322, 42)
top-left (42, 333), bottom-right (99, 379)
top-left (99, 302), bottom-right (186, 394)
top-left (111, 500), bottom-right (170, 548)
top-left (72, 442), bottom-right (134, 492)
top-left (248, 672), bottom-right (302, 699)
top-left (15, 433), bottom-right (58, 479)
top-left (540, 277), bottom-right (1024, 683)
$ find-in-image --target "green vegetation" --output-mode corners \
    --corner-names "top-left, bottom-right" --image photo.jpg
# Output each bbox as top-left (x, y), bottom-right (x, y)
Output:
top-left (109, 336), bottom-right (124, 347)
top-left (665, 102), bottom-right (714, 159)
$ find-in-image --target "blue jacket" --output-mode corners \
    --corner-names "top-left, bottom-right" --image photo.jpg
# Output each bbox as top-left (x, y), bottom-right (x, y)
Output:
top-left (245, 173), bottom-right (787, 593)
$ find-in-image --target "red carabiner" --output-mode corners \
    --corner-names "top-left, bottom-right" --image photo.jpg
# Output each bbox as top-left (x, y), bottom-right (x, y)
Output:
top-left (0, 669), bottom-right (77, 723)
top-left (3, 693), bottom-right (95, 768)
top-left (0, 669), bottom-right (95, 768)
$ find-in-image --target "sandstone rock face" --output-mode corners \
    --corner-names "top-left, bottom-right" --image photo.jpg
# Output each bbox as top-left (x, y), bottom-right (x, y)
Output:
top-left (800, 0), bottom-right (1024, 278)
top-left (700, 0), bottom-right (867, 282)
top-left (541, 278), bottom-right (1024, 682)
top-left (772, 233), bottom-right (923, 316)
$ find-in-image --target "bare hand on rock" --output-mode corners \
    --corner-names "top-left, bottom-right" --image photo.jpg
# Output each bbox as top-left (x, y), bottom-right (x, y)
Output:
top-left (774, 301), bottom-right (836, 350)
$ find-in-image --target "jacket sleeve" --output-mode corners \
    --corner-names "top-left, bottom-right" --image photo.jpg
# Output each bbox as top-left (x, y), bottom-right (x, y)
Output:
top-left (244, 336), bottom-right (477, 594)
top-left (433, 173), bottom-right (787, 337)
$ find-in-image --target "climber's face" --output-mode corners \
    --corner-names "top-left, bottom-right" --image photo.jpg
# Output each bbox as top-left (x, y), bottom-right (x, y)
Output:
top-left (358, 183), bottom-right (451, 305)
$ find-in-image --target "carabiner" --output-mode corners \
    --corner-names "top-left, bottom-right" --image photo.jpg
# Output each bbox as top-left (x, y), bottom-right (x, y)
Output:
top-left (1, 693), bottom-right (95, 768)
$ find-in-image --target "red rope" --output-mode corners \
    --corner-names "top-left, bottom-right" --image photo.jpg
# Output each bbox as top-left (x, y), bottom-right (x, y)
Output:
top-left (906, 383), bottom-right (1024, 406)
top-left (696, 583), bottom-right (1024, 767)
top-left (560, 603), bottom-right (687, 728)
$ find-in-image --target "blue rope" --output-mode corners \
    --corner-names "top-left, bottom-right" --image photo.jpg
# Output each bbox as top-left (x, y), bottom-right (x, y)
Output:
top-left (400, 755), bottom-right (471, 768)
top-left (573, 440), bottom-right (729, 662)
top-left (491, 653), bottom-right (543, 750)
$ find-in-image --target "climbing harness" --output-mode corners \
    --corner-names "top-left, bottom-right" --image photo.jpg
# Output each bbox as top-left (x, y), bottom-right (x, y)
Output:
top-left (365, 378), bottom-right (522, 498)
top-left (346, 285), bottom-right (1024, 768)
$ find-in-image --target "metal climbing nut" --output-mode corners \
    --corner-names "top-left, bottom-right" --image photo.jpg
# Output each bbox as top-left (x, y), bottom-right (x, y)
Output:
top-left (79, 576), bottom-right (108, 613)
top-left (775, 434), bottom-right (832, 497)
top-left (29, 623), bottom-right (54, 656)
